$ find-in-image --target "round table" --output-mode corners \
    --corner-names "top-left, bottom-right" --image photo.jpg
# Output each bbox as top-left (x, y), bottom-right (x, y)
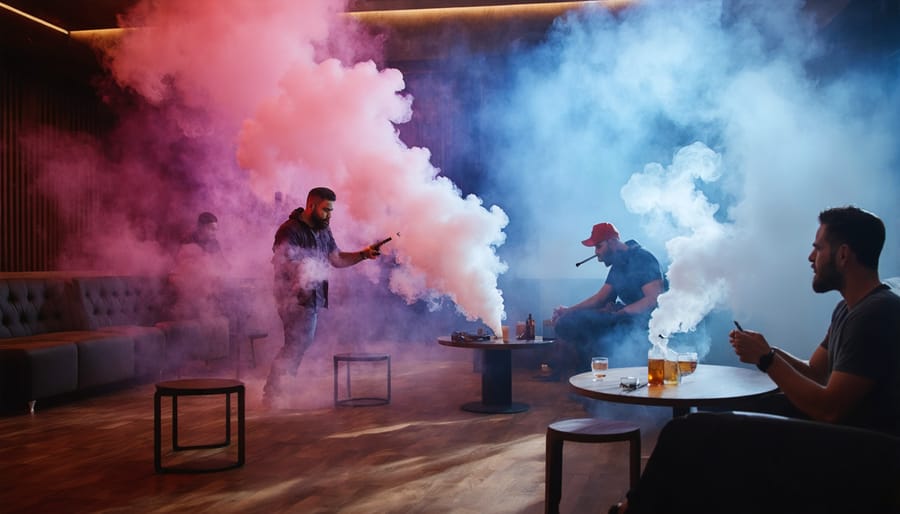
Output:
top-left (437, 335), bottom-right (556, 414)
top-left (569, 364), bottom-right (777, 417)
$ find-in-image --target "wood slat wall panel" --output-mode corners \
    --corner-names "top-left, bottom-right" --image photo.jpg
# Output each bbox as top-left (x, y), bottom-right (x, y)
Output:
top-left (0, 63), bottom-right (107, 272)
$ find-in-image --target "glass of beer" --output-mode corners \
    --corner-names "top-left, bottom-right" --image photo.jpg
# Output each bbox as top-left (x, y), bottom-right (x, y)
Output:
top-left (663, 355), bottom-right (681, 385)
top-left (647, 346), bottom-right (665, 386)
top-left (678, 352), bottom-right (699, 379)
top-left (591, 356), bottom-right (609, 380)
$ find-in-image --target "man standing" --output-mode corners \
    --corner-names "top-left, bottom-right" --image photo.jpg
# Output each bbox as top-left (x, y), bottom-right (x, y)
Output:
top-left (263, 187), bottom-right (381, 408)
top-left (610, 206), bottom-right (900, 514)
top-left (551, 222), bottom-right (665, 372)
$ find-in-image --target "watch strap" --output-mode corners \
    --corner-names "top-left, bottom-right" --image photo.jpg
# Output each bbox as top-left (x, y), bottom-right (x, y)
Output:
top-left (757, 348), bottom-right (776, 372)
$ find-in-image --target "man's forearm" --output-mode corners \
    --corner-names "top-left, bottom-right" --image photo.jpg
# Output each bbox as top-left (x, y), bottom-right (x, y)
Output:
top-left (772, 348), bottom-right (821, 382)
top-left (333, 250), bottom-right (366, 268)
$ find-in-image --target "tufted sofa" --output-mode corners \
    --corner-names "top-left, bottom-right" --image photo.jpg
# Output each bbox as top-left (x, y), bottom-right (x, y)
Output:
top-left (0, 274), bottom-right (230, 413)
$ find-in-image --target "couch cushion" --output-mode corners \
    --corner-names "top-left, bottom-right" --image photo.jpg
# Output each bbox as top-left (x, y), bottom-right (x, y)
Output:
top-left (70, 276), bottom-right (171, 330)
top-left (99, 325), bottom-right (165, 378)
top-left (0, 341), bottom-right (78, 407)
top-left (75, 334), bottom-right (135, 389)
top-left (0, 279), bottom-right (73, 338)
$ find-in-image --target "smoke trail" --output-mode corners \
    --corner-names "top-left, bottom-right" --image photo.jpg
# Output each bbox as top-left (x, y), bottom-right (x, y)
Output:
top-left (622, 142), bottom-right (730, 351)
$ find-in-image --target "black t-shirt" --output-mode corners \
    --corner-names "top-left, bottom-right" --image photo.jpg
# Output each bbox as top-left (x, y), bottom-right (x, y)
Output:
top-left (822, 284), bottom-right (900, 435)
top-left (605, 240), bottom-right (664, 305)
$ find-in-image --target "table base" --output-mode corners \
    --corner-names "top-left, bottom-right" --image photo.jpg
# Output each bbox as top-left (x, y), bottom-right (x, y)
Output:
top-left (461, 401), bottom-right (529, 414)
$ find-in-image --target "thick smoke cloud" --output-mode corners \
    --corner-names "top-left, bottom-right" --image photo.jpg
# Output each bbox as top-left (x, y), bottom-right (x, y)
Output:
top-left (480, 0), bottom-right (900, 359)
top-left (34, 0), bottom-right (510, 335)
top-left (28, 0), bottom-right (900, 361)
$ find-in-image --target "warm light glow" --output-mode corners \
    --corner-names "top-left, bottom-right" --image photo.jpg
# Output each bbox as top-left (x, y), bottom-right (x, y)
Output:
top-left (70, 28), bottom-right (133, 44)
top-left (0, 1), bottom-right (69, 35)
top-left (346, 0), bottom-right (636, 23)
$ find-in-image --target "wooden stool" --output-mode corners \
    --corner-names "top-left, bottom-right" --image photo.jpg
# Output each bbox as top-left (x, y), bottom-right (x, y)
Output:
top-left (154, 378), bottom-right (245, 473)
top-left (545, 418), bottom-right (641, 514)
top-left (333, 353), bottom-right (391, 407)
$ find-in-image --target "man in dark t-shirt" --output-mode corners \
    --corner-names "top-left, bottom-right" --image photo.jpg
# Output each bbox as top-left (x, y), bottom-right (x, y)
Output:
top-left (551, 222), bottom-right (665, 372)
top-left (729, 206), bottom-right (900, 435)
top-left (609, 208), bottom-right (900, 514)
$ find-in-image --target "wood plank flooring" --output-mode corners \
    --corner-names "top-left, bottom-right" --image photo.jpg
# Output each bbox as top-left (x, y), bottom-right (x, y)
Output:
top-left (0, 340), bottom-right (671, 514)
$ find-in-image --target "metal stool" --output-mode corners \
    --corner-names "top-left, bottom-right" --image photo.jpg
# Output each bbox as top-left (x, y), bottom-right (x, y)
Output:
top-left (545, 418), bottom-right (641, 514)
top-left (247, 331), bottom-right (268, 368)
top-left (154, 378), bottom-right (245, 473)
top-left (333, 353), bottom-right (391, 407)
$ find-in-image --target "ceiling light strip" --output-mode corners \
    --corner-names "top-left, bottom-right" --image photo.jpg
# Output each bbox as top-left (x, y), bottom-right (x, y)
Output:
top-left (0, 1), bottom-right (69, 35)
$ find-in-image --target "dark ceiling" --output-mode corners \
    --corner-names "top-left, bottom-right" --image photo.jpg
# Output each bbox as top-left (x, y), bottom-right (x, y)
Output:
top-left (2, 0), bottom-right (897, 81)
top-left (0, 0), bottom-right (861, 32)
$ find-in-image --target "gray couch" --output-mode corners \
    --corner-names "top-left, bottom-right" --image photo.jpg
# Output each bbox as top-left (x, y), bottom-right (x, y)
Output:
top-left (0, 274), bottom-right (230, 413)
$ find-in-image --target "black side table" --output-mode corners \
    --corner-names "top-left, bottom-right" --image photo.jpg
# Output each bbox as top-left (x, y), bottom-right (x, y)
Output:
top-left (154, 378), bottom-right (245, 473)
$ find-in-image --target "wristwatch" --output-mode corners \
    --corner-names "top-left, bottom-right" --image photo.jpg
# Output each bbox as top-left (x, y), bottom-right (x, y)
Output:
top-left (757, 348), bottom-right (776, 372)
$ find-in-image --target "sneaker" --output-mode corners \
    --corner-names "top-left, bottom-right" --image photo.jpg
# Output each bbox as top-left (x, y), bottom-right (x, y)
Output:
top-left (260, 392), bottom-right (287, 411)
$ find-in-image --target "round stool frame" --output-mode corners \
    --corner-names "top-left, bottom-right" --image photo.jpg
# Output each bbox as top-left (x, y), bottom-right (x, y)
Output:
top-left (154, 378), bottom-right (245, 473)
top-left (333, 353), bottom-right (391, 407)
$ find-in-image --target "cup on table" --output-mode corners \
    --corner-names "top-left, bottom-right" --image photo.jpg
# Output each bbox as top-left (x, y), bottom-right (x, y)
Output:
top-left (515, 321), bottom-right (526, 339)
top-left (663, 357), bottom-right (681, 385)
top-left (501, 325), bottom-right (510, 341)
top-left (648, 347), bottom-right (665, 386)
top-left (591, 356), bottom-right (609, 380)
top-left (678, 352), bottom-right (698, 378)
top-left (543, 319), bottom-right (555, 339)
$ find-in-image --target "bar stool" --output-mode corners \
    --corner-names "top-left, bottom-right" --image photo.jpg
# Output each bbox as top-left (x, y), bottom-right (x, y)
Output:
top-left (154, 378), bottom-right (245, 473)
top-left (246, 331), bottom-right (268, 368)
top-left (545, 418), bottom-right (641, 514)
top-left (333, 353), bottom-right (391, 407)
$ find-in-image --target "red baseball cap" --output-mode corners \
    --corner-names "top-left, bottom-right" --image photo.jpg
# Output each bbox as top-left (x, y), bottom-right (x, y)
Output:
top-left (581, 222), bottom-right (620, 247)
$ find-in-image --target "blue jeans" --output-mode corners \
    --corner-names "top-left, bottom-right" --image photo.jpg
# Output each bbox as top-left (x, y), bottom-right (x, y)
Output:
top-left (555, 309), bottom-right (649, 370)
top-left (263, 304), bottom-right (318, 397)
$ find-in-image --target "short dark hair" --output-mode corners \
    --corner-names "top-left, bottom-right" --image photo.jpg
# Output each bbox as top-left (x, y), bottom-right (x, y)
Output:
top-left (308, 187), bottom-right (336, 202)
top-left (197, 212), bottom-right (218, 225)
top-left (819, 206), bottom-right (885, 270)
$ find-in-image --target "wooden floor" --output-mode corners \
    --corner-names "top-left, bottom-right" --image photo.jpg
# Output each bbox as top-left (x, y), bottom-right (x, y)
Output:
top-left (0, 339), bottom-right (672, 514)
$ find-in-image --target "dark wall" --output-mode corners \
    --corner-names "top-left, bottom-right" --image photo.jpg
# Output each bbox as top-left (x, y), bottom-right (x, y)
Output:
top-left (0, 14), bottom-right (112, 272)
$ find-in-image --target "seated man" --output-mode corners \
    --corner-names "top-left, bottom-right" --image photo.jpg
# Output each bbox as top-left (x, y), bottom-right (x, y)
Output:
top-left (169, 211), bottom-right (231, 318)
top-left (549, 222), bottom-right (665, 375)
top-left (611, 206), bottom-right (900, 514)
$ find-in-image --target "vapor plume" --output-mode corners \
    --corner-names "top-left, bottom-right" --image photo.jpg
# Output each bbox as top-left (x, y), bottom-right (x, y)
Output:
top-left (44, 0), bottom-right (509, 333)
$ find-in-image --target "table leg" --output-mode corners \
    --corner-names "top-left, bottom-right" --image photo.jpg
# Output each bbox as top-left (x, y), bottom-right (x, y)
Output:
top-left (673, 405), bottom-right (694, 417)
top-left (461, 350), bottom-right (528, 414)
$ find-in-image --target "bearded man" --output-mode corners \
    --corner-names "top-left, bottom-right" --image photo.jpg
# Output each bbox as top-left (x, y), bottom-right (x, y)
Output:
top-left (263, 187), bottom-right (381, 408)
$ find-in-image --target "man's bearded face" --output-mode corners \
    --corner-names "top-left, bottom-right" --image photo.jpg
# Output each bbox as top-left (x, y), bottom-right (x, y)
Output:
top-left (310, 200), bottom-right (333, 230)
top-left (812, 249), bottom-right (843, 293)
top-left (810, 225), bottom-right (844, 293)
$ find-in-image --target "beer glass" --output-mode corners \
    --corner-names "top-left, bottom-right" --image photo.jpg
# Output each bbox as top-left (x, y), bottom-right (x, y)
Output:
top-left (591, 356), bottom-right (609, 380)
top-left (647, 346), bottom-right (665, 386)
top-left (663, 352), bottom-right (681, 385)
top-left (678, 352), bottom-right (698, 379)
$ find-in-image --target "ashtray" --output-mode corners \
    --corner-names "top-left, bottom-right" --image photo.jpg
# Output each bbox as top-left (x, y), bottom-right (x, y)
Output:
top-left (619, 376), bottom-right (640, 389)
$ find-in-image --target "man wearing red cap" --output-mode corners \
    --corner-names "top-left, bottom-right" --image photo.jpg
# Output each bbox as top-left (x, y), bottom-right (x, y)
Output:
top-left (550, 221), bottom-right (665, 373)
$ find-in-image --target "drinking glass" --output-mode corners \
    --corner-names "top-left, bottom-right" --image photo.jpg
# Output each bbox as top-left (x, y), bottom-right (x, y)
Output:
top-left (591, 356), bottom-right (609, 380)
top-left (648, 346), bottom-right (665, 386)
top-left (678, 352), bottom-right (698, 378)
